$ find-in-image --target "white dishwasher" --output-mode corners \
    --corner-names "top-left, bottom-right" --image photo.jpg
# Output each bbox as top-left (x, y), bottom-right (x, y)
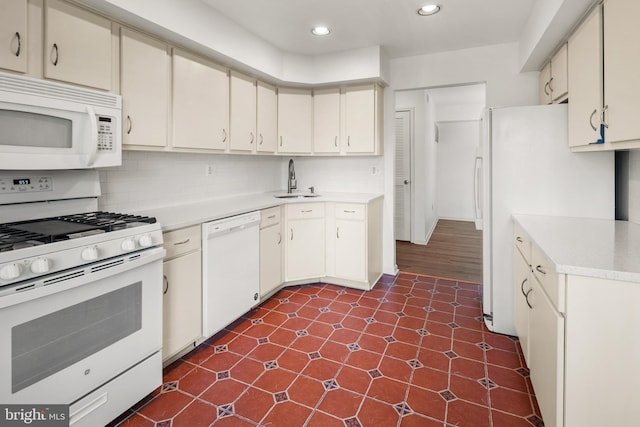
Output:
top-left (202, 211), bottom-right (261, 338)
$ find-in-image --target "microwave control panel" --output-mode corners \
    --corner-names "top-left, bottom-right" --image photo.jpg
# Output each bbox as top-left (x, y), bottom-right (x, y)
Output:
top-left (97, 116), bottom-right (114, 151)
top-left (0, 176), bottom-right (53, 194)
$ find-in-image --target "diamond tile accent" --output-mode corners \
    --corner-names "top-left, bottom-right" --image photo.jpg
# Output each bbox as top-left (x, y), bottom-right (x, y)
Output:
top-left (323, 379), bottom-right (339, 391)
top-left (407, 359), bottom-right (423, 369)
top-left (450, 302), bottom-right (461, 307)
top-left (344, 417), bottom-right (362, 427)
top-left (384, 336), bottom-right (396, 343)
top-left (428, 289), bottom-right (439, 294)
top-left (333, 323), bottom-right (344, 330)
top-left (156, 421), bottom-right (171, 427)
top-left (252, 318), bottom-right (263, 325)
top-left (444, 351), bottom-right (458, 359)
top-left (424, 306), bottom-right (435, 312)
top-left (477, 342), bottom-right (492, 350)
top-left (320, 307), bottom-right (330, 313)
top-left (218, 404), bottom-right (234, 418)
top-left (288, 313), bottom-right (298, 318)
top-left (258, 337), bottom-right (269, 344)
top-left (396, 312), bottom-right (406, 317)
top-left (452, 285), bottom-right (462, 290)
top-left (404, 293), bottom-right (413, 298)
top-left (378, 297), bottom-right (388, 303)
top-left (447, 322), bottom-right (460, 329)
top-left (279, 298), bottom-right (289, 304)
top-left (308, 351), bottom-right (321, 360)
top-left (337, 289), bottom-right (347, 295)
top-left (347, 343), bottom-right (361, 352)
top-left (527, 415), bottom-right (545, 427)
top-left (350, 302), bottom-right (360, 308)
top-left (440, 390), bottom-right (457, 401)
top-left (296, 330), bottom-right (309, 337)
top-left (516, 367), bottom-right (531, 377)
top-left (478, 378), bottom-right (497, 389)
top-left (365, 317), bottom-right (376, 324)
top-left (393, 402), bottom-right (413, 416)
top-left (417, 328), bottom-right (429, 336)
top-left (368, 369), bottom-right (382, 379)
top-left (264, 361), bottom-right (278, 370)
top-left (274, 391), bottom-right (289, 403)
top-left (310, 294), bottom-right (318, 299)
top-left (214, 345), bottom-right (228, 353)
top-left (162, 381), bottom-right (177, 392)
top-left (217, 371), bottom-right (230, 380)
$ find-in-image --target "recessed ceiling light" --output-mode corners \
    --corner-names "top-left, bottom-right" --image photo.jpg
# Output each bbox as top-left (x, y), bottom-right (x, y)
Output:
top-left (311, 26), bottom-right (331, 36)
top-left (418, 4), bottom-right (441, 16)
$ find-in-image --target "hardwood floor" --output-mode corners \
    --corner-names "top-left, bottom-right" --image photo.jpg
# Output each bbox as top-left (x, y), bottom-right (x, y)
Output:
top-left (396, 219), bottom-right (483, 283)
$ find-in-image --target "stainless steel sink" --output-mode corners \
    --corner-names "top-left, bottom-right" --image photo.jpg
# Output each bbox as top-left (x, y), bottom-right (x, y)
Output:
top-left (273, 193), bottom-right (321, 199)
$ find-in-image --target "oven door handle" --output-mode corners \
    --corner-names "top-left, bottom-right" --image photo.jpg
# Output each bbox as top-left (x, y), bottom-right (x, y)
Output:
top-left (85, 105), bottom-right (99, 167)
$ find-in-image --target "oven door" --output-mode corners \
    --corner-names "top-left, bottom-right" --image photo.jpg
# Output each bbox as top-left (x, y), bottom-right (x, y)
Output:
top-left (0, 247), bottom-right (164, 405)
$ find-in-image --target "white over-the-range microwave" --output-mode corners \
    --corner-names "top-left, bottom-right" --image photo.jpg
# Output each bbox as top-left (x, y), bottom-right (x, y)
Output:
top-left (0, 71), bottom-right (121, 170)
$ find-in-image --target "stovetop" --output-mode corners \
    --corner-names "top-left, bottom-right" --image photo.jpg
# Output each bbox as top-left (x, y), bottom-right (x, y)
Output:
top-left (0, 211), bottom-right (157, 252)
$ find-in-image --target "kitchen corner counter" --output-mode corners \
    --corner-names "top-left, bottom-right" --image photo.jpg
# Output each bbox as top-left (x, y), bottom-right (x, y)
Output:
top-left (512, 214), bottom-right (640, 283)
top-left (138, 191), bottom-right (384, 232)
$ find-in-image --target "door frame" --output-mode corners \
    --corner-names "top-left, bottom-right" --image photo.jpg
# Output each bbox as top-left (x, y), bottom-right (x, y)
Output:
top-left (394, 108), bottom-right (415, 242)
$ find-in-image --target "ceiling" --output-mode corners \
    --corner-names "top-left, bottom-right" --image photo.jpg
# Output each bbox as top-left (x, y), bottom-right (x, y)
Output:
top-left (201, 0), bottom-right (536, 59)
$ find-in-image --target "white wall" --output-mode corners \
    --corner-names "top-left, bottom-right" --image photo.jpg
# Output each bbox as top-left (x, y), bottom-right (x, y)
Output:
top-left (629, 151), bottom-right (640, 224)
top-left (436, 121), bottom-right (480, 221)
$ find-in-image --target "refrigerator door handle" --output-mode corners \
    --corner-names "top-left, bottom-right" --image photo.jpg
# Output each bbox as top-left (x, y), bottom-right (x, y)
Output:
top-left (474, 156), bottom-right (482, 222)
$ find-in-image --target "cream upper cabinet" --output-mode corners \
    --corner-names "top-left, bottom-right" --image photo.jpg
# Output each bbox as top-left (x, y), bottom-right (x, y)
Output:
top-left (602, 0), bottom-right (640, 145)
top-left (230, 71), bottom-right (257, 152)
top-left (568, 6), bottom-right (603, 147)
top-left (172, 49), bottom-right (229, 151)
top-left (120, 28), bottom-right (169, 148)
top-left (277, 88), bottom-right (312, 154)
top-left (313, 88), bottom-right (341, 154)
top-left (0, 0), bottom-right (27, 73)
top-left (344, 85), bottom-right (381, 154)
top-left (256, 81), bottom-right (277, 153)
top-left (44, 0), bottom-right (112, 90)
top-left (539, 63), bottom-right (552, 105)
top-left (550, 44), bottom-right (568, 103)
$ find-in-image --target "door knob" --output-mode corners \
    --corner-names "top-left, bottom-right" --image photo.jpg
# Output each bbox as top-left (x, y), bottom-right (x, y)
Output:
top-left (404, 180), bottom-right (409, 184)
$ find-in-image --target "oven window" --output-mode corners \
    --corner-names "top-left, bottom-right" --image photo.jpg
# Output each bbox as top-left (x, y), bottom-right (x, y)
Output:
top-left (11, 282), bottom-right (142, 393)
top-left (0, 110), bottom-right (72, 148)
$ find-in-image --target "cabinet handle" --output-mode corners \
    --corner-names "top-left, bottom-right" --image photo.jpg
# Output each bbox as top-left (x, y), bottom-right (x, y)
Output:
top-left (163, 275), bottom-right (169, 295)
top-left (301, 210), bottom-right (313, 213)
top-left (343, 210), bottom-right (356, 214)
top-left (589, 109), bottom-right (598, 132)
top-left (173, 238), bottom-right (190, 246)
top-left (525, 288), bottom-right (533, 309)
top-left (602, 105), bottom-right (609, 129)
top-left (336, 226), bottom-right (340, 239)
top-left (347, 136), bottom-right (351, 147)
top-left (535, 265), bottom-right (547, 275)
top-left (51, 43), bottom-right (59, 66)
top-left (222, 128), bottom-right (227, 142)
top-left (543, 81), bottom-right (550, 96)
top-left (515, 236), bottom-right (523, 243)
top-left (259, 133), bottom-right (264, 145)
top-left (548, 77), bottom-right (554, 93)
top-left (250, 132), bottom-right (254, 144)
top-left (520, 278), bottom-right (528, 297)
top-left (126, 115), bottom-right (132, 135)
top-left (277, 232), bottom-right (281, 244)
top-left (13, 32), bottom-right (21, 57)
top-left (290, 228), bottom-right (293, 240)
top-left (280, 136), bottom-right (283, 147)
top-left (334, 136), bottom-right (338, 147)
top-left (267, 214), bottom-right (276, 219)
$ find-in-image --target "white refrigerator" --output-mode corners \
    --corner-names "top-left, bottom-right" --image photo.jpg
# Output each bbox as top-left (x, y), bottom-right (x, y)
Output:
top-left (476, 104), bottom-right (614, 336)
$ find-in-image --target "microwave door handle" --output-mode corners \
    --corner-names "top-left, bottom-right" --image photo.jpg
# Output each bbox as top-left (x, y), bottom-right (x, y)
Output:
top-left (85, 105), bottom-right (98, 167)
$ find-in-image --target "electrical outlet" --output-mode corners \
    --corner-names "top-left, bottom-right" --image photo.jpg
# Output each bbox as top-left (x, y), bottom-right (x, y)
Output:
top-left (372, 166), bottom-right (380, 175)
top-left (206, 164), bottom-right (216, 176)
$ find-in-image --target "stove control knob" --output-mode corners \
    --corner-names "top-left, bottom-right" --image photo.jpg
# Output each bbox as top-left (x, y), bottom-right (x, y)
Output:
top-left (81, 246), bottom-right (99, 261)
top-left (30, 258), bottom-right (51, 274)
top-left (138, 234), bottom-right (153, 248)
top-left (0, 263), bottom-right (23, 280)
top-left (121, 238), bottom-right (136, 252)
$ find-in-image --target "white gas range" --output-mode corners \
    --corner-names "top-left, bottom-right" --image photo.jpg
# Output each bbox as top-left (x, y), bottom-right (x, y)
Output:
top-left (0, 170), bottom-right (165, 427)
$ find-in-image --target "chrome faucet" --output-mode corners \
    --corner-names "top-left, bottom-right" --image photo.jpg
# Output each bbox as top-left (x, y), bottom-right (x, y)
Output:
top-left (287, 158), bottom-right (297, 193)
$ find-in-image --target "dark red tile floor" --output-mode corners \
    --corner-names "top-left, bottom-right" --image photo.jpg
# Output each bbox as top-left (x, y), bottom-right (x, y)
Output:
top-left (111, 273), bottom-right (544, 427)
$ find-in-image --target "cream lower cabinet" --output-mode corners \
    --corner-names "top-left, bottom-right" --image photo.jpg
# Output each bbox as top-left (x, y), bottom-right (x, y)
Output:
top-left (512, 227), bottom-right (532, 364)
top-left (513, 224), bottom-right (640, 427)
top-left (162, 225), bottom-right (202, 362)
top-left (0, 0), bottom-right (27, 73)
top-left (260, 207), bottom-right (282, 297)
top-left (285, 203), bottom-right (325, 281)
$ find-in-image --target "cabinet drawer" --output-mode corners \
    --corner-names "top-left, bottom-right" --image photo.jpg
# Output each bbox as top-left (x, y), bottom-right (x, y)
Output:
top-left (163, 225), bottom-right (201, 259)
top-left (513, 224), bottom-right (531, 261)
top-left (260, 207), bottom-right (281, 228)
top-left (286, 203), bottom-right (325, 219)
top-left (335, 203), bottom-right (365, 220)
top-left (532, 244), bottom-right (564, 312)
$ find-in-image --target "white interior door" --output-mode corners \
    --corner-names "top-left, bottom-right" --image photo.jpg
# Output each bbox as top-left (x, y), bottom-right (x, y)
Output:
top-left (395, 110), bottom-right (412, 241)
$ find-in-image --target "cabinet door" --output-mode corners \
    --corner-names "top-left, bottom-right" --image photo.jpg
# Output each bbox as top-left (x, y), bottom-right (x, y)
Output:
top-left (277, 88), bottom-right (312, 154)
top-left (44, 0), bottom-right (111, 90)
top-left (313, 88), bottom-right (340, 153)
top-left (257, 81), bottom-right (277, 153)
top-left (172, 50), bottom-right (228, 150)
top-left (568, 6), bottom-right (603, 147)
top-left (335, 219), bottom-right (366, 281)
top-left (162, 251), bottom-right (202, 360)
top-left (513, 250), bottom-right (531, 365)
top-left (120, 28), bottom-right (169, 148)
top-left (551, 44), bottom-right (568, 102)
top-left (230, 71), bottom-right (257, 152)
top-left (0, 0), bottom-right (27, 73)
top-left (344, 85), bottom-right (376, 153)
top-left (260, 224), bottom-right (282, 297)
top-left (603, 0), bottom-right (640, 144)
top-left (286, 218), bottom-right (325, 280)
top-left (539, 63), bottom-right (552, 105)
top-left (528, 278), bottom-right (564, 427)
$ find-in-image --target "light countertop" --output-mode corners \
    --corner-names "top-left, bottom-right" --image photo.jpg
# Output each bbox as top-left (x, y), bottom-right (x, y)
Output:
top-left (138, 191), bottom-right (383, 232)
top-left (513, 214), bottom-right (640, 283)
